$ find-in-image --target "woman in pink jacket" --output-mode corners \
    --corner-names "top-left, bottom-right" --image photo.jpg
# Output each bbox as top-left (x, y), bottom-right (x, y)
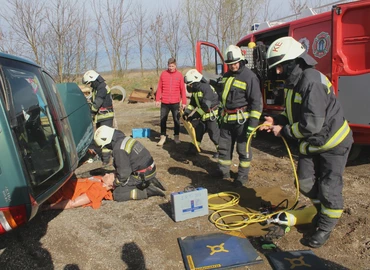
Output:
top-left (155, 58), bottom-right (187, 146)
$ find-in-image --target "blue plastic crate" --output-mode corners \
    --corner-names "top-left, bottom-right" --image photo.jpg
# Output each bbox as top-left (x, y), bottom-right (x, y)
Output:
top-left (132, 128), bottom-right (151, 138)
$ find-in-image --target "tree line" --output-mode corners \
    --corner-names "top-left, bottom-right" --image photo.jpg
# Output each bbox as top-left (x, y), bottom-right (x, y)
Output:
top-left (0, 0), bottom-right (348, 82)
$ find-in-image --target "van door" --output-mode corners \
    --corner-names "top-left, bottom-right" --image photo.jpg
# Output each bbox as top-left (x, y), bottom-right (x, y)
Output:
top-left (195, 41), bottom-right (227, 81)
top-left (332, 1), bottom-right (370, 144)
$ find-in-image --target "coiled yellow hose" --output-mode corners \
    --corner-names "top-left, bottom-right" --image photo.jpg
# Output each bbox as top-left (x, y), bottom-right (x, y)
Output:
top-left (208, 123), bottom-right (300, 231)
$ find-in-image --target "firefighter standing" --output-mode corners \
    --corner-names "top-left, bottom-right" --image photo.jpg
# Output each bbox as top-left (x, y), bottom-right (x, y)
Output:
top-left (183, 69), bottom-right (220, 157)
top-left (82, 70), bottom-right (114, 165)
top-left (262, 36), bottom-right (353, 248)
top-left (217, 45), bottom-right (263, 187)
top-left (94, 125), bottom-right (166, 201)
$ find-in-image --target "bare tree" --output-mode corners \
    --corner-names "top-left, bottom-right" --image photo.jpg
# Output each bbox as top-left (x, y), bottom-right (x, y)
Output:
top-left (1, 0), bottom-right (46, 64)
top-left (93, 0), bottom-right (133, 75)
top-left (182, 0), bottom-right (202, 65)
top-left (289, 0), bottom-right (308, 18)
top-left (44, 0), bottom-right (80, 82)
top-left (146, 13), bottom-right (165, 75)
top-left (163, 6), bottom-right (182, 60)
top-left (131, 3), bottom-right (148, 75)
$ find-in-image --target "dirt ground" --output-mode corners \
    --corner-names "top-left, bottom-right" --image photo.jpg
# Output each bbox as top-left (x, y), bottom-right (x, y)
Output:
top-left (0, 101), bottom-right (369, 270)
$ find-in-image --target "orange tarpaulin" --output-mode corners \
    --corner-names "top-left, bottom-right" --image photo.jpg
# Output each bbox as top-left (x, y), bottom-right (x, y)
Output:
top-left (47, 176), bottom-right (113, 209)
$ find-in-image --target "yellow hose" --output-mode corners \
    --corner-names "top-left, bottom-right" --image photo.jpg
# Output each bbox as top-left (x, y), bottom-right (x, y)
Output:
top-left (208, 123), bottom-right (300, 231)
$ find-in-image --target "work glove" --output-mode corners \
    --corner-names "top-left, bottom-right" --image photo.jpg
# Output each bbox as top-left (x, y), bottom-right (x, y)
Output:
top-left (182, 112), bottom-right (190, 121)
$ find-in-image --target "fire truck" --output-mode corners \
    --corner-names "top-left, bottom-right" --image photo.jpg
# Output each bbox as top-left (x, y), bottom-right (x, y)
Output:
top-left (195, 0), bottom-right (370, 159)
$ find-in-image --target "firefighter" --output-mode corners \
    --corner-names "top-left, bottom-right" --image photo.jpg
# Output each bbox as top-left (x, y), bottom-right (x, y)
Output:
top-left (262, 36), bottom-right (353, 248)
top-left (94, 125), bottom-right (166, 201)
top-left (217, 45), bottom-right (263, 187)
top-left (183, 69), bottom-right (220, 157)
top-left (82, 70), bottom-right (114, 165)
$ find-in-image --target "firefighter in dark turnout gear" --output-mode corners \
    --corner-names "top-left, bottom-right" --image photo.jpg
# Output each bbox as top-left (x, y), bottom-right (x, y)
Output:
top-left (83, 70), bottom-right (114, 165)
top-left (94, 125), bottom-right (166, 201)
top-left (217, 45), bottom-right (263, 187)
top-left (263, 36), bottom-right (353, 248)
top-left (183, 69), bottom-right (220, 157)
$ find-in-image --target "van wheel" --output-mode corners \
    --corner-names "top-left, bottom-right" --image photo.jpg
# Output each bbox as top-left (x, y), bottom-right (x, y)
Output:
top-left (347, 145), bottom-right (362, 162)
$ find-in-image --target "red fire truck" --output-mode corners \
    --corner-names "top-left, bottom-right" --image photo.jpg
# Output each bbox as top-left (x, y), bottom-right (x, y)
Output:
top-left (195, 0), bottom-right (370, 159)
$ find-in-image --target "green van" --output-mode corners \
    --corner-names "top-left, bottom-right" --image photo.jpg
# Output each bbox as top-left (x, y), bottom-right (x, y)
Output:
top-left (0, 52), bottom-right (93, 233)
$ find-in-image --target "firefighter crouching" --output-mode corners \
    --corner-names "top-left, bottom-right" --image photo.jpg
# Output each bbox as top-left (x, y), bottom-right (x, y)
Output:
top-left (94, 126), bottom-right (166, 201)
top-left (216, 45), bottom-right (262, 187)
top-left (262, 36), bottom-right (353, 248)
top-left (82, 70), bottom-right (114, 165)
top-left (183, 69), bottom-right (220, 157)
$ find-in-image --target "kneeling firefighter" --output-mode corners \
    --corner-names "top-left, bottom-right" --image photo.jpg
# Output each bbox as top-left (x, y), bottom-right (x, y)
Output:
top-left (183, 69), bottom-right (220, 157)
top-left (83, 70), bottom-right (114, 165)
top-left (94, 125), bottom-right (166, 201)
top-left (262, 36), bottom-right (353, 248)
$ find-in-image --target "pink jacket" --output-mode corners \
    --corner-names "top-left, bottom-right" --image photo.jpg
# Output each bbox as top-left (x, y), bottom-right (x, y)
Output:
top-left (155, 69), bottom-right (186, 105)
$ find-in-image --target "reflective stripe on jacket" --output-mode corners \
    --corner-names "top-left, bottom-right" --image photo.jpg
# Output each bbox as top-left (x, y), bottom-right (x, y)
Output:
top-left (275, 66), bottom-right (351, 155)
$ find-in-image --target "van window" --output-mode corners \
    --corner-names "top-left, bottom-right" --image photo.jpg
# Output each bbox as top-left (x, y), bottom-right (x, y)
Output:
top-left (2, 60), bottom-right (63, 195)
top-left (200, 45), bottom-right (224, 76)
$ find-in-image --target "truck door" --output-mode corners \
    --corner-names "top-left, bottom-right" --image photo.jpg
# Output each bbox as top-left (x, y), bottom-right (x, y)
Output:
top-left (195, 41), bottom-right (227, 81)
top-left (332, 1), bottom-right (370, 145)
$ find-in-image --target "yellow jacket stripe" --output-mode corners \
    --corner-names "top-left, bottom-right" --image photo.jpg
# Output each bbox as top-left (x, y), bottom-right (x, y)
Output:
top-left (120, 137), bottom-right (136, 154)
top-left (250, 110), bottom-right (261, 120)
top-left (299, 120), bottom-right (350, 154)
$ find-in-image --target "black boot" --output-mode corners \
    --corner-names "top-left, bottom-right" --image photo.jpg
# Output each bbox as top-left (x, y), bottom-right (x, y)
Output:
top-left (308, 229), bottom-right (332, 248)
top-left (146, 184), bottom-right (166, 197)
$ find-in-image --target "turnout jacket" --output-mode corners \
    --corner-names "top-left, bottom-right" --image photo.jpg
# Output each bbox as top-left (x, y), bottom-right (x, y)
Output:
top-left (90, 75), bottom-right (114, 121)
top-left (111, 131), bottom-right (154, 183)
top-left (274, 65), bottom-right (351, 155)
top-left (185, 81), bottom-right (219, 121)
top-left (220, 65), bottom-right (262, 130)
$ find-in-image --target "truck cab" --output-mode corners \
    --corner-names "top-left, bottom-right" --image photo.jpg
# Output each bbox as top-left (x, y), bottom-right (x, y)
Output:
top-left (0, 52), bottom-right (93, 233)
top-left (195, 1), bottom-right (370, 157)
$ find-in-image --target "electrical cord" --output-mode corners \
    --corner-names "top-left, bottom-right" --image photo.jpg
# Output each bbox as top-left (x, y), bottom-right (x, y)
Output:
top-left (208, 123), bottom-right (300, 231)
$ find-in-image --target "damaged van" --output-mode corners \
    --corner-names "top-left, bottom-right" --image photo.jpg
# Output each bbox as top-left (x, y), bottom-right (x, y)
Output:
top-left (0, 52), bottom-right (93, 233)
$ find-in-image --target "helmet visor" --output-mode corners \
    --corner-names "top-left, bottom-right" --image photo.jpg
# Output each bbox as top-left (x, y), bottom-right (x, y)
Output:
top-left (267, 54), bottom-right (285, 68)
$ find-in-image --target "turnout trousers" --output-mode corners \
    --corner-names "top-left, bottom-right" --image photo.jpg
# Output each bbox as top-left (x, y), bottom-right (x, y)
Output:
top-left (113, 166), bottom-right (157, 201)
top-left (218, 122), bottom-right (252, 183)
top-left (297, 132), bottom-right (353, 232)
top-left (194, 119), bottom-right (220, 147)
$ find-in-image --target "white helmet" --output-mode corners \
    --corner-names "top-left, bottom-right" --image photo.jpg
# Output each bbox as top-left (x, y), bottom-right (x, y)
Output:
top-left (224, 45), bottom-right (244, 64)
top-left (266, 37), bottom-right (305, 68)
top-left (94, 125), bottom-right (115, 148)
top-left (184, 69), bottom-right (203, 85)
top-left (82, 70), bottom-right (99, 84)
